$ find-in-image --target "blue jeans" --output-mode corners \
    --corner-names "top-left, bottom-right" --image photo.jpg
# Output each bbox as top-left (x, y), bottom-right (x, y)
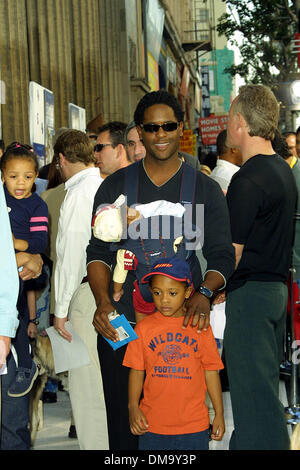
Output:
top-left (139, 430), bottom-right (209, 450)
top-left (1, 351), bottom-right (30, 449)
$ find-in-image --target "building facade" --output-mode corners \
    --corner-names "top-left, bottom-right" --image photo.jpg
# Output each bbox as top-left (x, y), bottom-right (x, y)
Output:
top-left (0, 0), bottom-right (217, 161)
top-left (197, 0), bottom-right (234, 116)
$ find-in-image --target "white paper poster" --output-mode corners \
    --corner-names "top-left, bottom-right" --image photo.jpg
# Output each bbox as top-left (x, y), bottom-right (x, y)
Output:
top-left (69, 103), bottom-right (86, 132)
top-left (29, 82), bottom-right (55, 166)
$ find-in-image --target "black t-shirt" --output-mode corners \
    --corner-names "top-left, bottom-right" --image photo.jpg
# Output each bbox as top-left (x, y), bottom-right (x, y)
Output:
top-left (226, 153), bottom-right (297, 292)
top-left (87, 161), bottom-right (235, 321)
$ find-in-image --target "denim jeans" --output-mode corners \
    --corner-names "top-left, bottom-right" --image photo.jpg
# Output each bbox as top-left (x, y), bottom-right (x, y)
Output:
top-left (139, 429), bottom-right (209, 450)
top-left (1, 351), bottom-right (30, 449)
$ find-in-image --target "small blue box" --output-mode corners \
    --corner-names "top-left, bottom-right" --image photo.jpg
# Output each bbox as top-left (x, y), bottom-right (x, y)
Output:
top-left (103, 314), bottom-right (138, 350)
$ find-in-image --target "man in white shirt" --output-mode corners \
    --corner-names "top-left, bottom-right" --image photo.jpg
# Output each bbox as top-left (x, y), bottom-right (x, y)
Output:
top-left (210, 129), bottom-right (242, 192)
top-left (53, 130), bottom-right (107, 450)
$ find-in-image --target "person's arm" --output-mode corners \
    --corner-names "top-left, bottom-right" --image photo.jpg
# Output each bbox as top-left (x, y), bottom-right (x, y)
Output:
top-left (233, 242), bottom-right (244, 268)
top-left (201, 177), bottom-right (236, 284)
top-left (27, 199), bottom-right (48, 253)
top-left (112, 249), bottom-right (131, 301)
top-left (184, 177), bottom-right (235, 331)
top-left (54, 190), bottom-right (94, 342)
top-left (88, 260), bottom-right (118, 342)
top-left (205, 369), bottom-right (225, 441)
top-left (12, 233), bottom-right (29, 252)
top-left (128, 368), bottom-right (148, 435)
top-left (27, 290), bottom-right (38, 338)
top-left (226, 175), bottom-right (262, 267)
top-left (183, 271), bottom-right (225, 332)
top-left (0, 177), bottom-right (19, 366)
top-left (87, 178), bottom-right (124, 340)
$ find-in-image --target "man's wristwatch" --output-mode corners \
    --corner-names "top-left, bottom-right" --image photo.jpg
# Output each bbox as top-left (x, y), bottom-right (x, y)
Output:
top-left (29, 318), bottom-right (39, 325)
top-left (198, 286), bottom-right (214, 299)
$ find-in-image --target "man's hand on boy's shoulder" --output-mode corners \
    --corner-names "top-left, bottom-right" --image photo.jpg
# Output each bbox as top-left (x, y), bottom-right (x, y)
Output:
top-left (182, 292), bottom-right (210, 332)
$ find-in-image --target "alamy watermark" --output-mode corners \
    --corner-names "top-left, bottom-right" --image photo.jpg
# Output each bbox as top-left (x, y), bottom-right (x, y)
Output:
top-left (95, 198), bottom-right (205, 251)
top-left (291, 340), bottom-right (300, 365)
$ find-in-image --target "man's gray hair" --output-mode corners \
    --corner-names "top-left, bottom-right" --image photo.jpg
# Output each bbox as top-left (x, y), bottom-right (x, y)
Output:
top-left (124, 120), bottom-right (137, 145)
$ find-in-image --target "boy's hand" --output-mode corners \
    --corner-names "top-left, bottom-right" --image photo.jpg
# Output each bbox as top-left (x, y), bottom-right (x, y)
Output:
top-left (210, 414), bottom-right (225, 441)
top-left (129, 406), bottom-right (149, 435)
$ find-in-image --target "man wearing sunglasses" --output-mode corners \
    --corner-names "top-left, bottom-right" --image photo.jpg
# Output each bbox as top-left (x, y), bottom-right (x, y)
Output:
top-left (87, 90), bottom-right (235, 450)
top-left (94, 121), bottom-right (130, 178)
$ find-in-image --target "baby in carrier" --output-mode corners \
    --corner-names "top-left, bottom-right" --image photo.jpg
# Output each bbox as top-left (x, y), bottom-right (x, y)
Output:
top-left (92, 194), bottom-right (201, 319)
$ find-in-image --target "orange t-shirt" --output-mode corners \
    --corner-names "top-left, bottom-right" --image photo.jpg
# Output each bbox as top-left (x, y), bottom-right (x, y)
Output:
top-left (123, 311), bottom-right (223, 435)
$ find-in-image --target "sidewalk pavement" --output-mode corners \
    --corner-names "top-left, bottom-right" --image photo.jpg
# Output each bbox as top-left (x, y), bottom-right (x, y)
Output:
top-left (32, 391), bottom-right (80, 450)
top-left (32, 382), bottom-right (290, 451)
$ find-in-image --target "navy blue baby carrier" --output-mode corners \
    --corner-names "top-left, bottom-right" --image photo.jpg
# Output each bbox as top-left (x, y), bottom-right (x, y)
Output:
top-left (110, 160), bottom-right (200, 302)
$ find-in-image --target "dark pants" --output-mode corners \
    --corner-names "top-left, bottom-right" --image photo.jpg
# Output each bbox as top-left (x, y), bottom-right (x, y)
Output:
top-left (224, 281), bottom-right (290, 450)
top-left (139, 429), bottom-right (209, 450)
top-left (13, 283), bottom-right (31, 369)
top-left (97, 334), bottom-right (138, 450)
top-left (1, 351), bottom-right (30, 449)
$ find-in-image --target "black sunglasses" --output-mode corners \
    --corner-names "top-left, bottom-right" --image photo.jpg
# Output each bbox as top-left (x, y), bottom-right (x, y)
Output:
top-left (140, 122), bottom-right (179, 133)
top-left (94, 143), bottom-right (113, 152)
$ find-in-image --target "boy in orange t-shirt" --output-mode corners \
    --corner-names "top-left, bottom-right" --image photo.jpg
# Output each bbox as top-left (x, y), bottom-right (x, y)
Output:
top-left (123, 257), bottom-right (225, 450)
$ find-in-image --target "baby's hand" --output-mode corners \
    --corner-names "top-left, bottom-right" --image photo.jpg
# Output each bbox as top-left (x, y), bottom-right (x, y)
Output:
top-left (113, 289), bottom-right (124, 302)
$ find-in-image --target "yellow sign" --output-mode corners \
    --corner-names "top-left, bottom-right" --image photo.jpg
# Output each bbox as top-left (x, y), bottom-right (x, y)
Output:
top-left (147, 51), bottom-right (159, 91)
top-left (180, 130), bottom-right (197, 156)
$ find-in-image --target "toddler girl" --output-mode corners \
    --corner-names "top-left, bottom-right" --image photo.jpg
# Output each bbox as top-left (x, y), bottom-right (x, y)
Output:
top-left (1, 142), bottom-right (48, 397)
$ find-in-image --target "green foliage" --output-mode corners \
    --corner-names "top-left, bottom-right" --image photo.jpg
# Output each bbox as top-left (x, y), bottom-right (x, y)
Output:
top-left (216, 0), bottom-right (298, 86)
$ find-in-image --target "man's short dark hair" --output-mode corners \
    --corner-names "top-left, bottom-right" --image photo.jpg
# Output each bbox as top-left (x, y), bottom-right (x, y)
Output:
top-left (282, 131), bottom-right (296, 138)
top-left (97, 121), bottom-right (127, 147)
top-left (272, 129), bottom-right (292, 160)
top-left (134, 90), bottom-right (184, 125)
top-left (216, 130), bottom-right (227, 157)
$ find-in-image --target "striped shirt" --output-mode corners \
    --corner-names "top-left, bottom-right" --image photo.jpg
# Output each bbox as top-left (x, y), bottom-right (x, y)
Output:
top-left (4, 185), bottom-right (48, 254)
